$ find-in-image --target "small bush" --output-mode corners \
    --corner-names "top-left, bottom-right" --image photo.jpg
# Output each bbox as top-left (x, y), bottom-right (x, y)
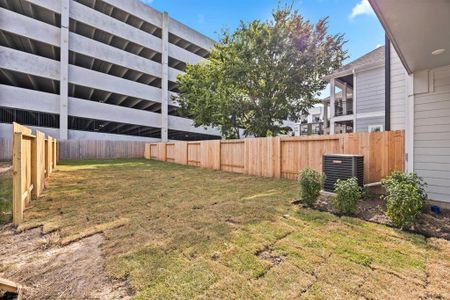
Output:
top-left (298, 168), bottom-right (323, 206)
top-left (382, 171), bottom-right (427, 229)
top-left (333, 177), bottom-right (361, 214)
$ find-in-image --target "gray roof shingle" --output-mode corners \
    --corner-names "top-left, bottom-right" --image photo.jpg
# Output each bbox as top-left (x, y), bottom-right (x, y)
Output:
top-left (327, 46), bottom-right (385, 77)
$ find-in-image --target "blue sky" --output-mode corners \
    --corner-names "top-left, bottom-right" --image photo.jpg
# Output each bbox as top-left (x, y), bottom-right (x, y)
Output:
top-left (144, 0), bottom-right (384, 63)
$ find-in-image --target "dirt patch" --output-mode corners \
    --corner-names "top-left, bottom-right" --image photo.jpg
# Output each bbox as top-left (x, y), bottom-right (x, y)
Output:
top-left (297, 194), bottom-right (450, 240)
top-left (256, 247), bottom-right (285, 266)
top-left (0, 166), bottom-right (11, 175)
top-left (0, 225), bottom-right (131, 299)
top-left (0, 162), bottom-right (11, 175)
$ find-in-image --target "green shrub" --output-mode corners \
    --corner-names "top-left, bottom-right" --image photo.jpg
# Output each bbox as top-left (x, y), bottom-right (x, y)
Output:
top-left (333, 177), bottom-right (361, 214)
top-left (382, 171), bottom-right (427, 229)
top-left (298, 168), bottom-right (323, 206)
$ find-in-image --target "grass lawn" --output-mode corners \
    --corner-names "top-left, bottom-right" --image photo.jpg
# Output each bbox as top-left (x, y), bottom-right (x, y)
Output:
top-left (0, 162), bottom-right (12, 223)
top-left (6, 159), bottom-right (450, 299)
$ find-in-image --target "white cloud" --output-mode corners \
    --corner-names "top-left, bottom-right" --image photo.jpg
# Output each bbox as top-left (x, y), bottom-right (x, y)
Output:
top-left (349, 0), bottom-right (375, 19)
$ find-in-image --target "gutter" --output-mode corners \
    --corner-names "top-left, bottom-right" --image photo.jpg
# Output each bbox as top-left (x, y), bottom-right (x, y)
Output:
top-left (385, 34), bottom-right (391, 131)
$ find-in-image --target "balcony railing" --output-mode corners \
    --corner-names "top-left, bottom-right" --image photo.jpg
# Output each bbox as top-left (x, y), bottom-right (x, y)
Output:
top-left (299, 122), bottom-right (324, 136)
top-left (334, 100), bottom-right (353, 117)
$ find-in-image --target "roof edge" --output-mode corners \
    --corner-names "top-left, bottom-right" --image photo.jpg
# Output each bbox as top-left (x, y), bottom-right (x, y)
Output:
top-left (368, 0), bottom-right (412, 74)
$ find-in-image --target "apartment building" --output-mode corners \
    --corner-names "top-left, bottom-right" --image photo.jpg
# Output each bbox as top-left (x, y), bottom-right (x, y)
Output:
top-left (294, 106), bottom-right (326, 136)
top-left (0, 0), bottom-right (222, 142)
top-left (322, 40), bottom-right (412, 136)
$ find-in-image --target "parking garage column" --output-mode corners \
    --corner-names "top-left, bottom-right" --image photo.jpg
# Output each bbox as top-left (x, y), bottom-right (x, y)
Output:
top-left (59, 0), bottom-right (69, 140)
top-left (161, 12), bottom-right (169, 142)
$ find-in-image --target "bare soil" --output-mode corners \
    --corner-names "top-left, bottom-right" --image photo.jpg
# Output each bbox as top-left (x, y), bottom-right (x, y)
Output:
top-left (307, 193), bottom-right (450, 240)
top-left (0, 225), bottom-right (131, 299)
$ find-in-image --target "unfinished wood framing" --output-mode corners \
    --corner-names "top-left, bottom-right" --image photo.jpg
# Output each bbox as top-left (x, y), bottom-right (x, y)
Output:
top-left (146, 131), bottom-right (405, 184)
top-left (12, 123), bottom-right (57, 225)
top-left (0, 277), bottom-right (21, 296)
top-left (31, 131), bottom-right (45, 198)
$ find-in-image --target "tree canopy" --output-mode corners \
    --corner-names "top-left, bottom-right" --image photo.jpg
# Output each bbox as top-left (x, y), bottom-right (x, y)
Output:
top-left (175, 3), bottom-right (347, 138)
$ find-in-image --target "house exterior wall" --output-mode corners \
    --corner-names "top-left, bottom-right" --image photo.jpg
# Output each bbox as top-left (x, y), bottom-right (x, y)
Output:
top-left (354, 65), bottom-right (385, 132)
top-left (390, 44), bottom-right (407, 130)
top-left (355, 116), bottom-right (385, 132)
top-left (414, 65), bottom-right (450, 203)
top-left (355, 66), bottom-right (385, 114)
top-left (0, 0), bottom-right (220, 142)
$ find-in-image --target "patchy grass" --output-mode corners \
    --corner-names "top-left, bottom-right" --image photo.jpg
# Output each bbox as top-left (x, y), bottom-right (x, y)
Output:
top-left (8, 159), bottom-right (450, 299)
top-left (0, 162), bottom-right (12, 223)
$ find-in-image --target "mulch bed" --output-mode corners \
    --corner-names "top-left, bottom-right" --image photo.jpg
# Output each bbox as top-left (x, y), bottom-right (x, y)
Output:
top-left (294, 188), bottom-right (450, 240)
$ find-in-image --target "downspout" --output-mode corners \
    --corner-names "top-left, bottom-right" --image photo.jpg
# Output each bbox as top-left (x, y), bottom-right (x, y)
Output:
top-left (385, 34), bottom-right (391, 131)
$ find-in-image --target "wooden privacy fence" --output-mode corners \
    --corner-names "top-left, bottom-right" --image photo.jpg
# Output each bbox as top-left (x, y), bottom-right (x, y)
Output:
top-left (12, 123), bottom-right (57, 225)
top-left (145, 130), bottom-right (405, 184)
top-left (58, 140), bottom-right (147, 160)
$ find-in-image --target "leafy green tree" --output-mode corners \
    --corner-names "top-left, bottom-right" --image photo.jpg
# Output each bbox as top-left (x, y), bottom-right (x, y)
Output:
top-left (176, 3), bottom-right (347, 138)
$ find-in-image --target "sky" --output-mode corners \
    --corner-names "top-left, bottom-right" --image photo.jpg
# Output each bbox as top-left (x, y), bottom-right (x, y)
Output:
top-left (142, 0), bottom-right (385, 98)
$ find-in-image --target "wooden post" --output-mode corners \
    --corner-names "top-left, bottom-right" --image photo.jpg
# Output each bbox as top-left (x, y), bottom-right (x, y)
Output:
top-left (273, 137), bottom-right (281, 178)
top-left (243, 139), bottom-right (248, 175)
top-left (144, 144), bottom-right (150, 159)
top-left (47, 137), bottom-right (53, 175)
top-left (44, 139), bottom-right (49, 178)
top-left (53, 139), bottom-right (57, 168)
top-left (158, 143), bottom-right (167, 161)
top-left (13, 132), bottom-right (23, 225)
top-left (31, 131), bottom-right (45, 199)
top-left (180, 141), bottom-right (188, 165)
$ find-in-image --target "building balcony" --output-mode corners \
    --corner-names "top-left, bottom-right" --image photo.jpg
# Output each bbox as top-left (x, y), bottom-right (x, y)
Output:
top-left (334, 100), bottom-right (353, 117)
top-left (299, 122), bottom-right (324, 136)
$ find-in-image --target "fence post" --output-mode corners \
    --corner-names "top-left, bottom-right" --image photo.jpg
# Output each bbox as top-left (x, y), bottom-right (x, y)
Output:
top-left (53, 139), bottom-right (57, 168)
top-left (48, 137), bottom-right (53, 175)
top-left (243, 138), bottom-right (248, 175)
top-left (44, 139), bottom-right (48, 178)
top-left (31, 131), bottom-right (45, 199)
top-left (218, 140), bottom-right (223, 170)
top-left (273, 137), bottom-right (281, 178)
top-left (12, 132), bottom-right (23, 225)
top-left (144, 144), bottom-right (150, 159)
top-left (158, 143), bottom-right (167, 161)
top-left (180, 141), bottom-right (188, 165)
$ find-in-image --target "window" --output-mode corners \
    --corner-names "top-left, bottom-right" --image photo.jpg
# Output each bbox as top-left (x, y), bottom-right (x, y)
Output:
top-left (368, 125), bottom-right (384, 132)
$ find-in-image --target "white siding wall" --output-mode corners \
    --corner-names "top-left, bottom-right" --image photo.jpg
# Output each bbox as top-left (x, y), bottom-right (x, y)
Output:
top-left (356, 116), bottom-right (385, 132)
top-left (414, 65), bottom-right (450, 203)
top-left (354, 65), bottom-right (385, 131)
top-left (355, 66), bottom-right (385, 114)
top-left (390, 44), bottom-right (407, 130)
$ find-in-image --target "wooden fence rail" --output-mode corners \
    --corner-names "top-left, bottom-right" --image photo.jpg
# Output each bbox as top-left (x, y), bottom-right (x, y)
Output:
top-left (12, 123), bottom-right (57, 225)
top-left (145, 131), bottom-right (405, 184)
